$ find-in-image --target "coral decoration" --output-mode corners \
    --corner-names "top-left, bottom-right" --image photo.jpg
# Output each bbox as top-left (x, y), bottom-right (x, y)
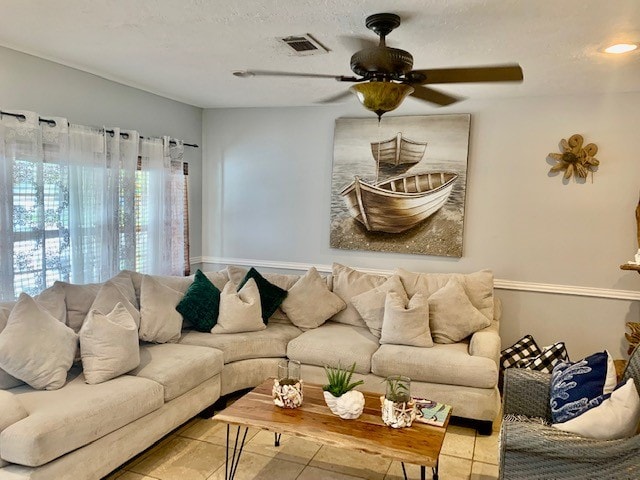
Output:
top-left (548, 134), bottom-right (599, 181)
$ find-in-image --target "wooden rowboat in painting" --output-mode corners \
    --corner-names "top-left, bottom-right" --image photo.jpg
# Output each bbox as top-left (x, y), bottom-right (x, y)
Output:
top-left (340, 172), bottom-right (458, 233)
top-left (370, 133), bottom-right (427, 166)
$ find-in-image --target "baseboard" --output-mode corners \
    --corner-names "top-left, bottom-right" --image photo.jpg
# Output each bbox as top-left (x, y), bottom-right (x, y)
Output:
top-left (194, 256), bottom-right (640, 301)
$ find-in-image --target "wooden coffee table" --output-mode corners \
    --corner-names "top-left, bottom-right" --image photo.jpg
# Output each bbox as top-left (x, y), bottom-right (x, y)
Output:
top-left (214, 379), bottom-right (450, 480)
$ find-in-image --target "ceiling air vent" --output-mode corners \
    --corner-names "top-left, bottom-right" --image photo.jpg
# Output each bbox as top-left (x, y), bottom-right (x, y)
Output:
top-left (278, 34), bottom-right (328, 56)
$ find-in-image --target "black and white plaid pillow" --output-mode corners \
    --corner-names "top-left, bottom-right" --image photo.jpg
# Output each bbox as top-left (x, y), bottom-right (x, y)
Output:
top-left (514, 342), bottom-right (569, 374)
top-left (500, 335), bottom-right (541, 370)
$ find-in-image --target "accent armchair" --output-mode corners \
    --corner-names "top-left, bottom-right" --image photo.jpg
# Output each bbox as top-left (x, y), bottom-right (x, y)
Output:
top-left (499, 346), bottom-right (640, 479)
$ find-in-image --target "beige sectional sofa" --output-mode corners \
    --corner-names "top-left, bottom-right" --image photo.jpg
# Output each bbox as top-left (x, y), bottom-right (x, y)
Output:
top-left (0, 264), bottom-right (501, 480)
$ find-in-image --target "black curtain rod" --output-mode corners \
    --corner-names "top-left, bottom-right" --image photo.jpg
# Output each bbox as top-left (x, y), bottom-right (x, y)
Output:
top-left (0, 111), bottom-right (199, 148)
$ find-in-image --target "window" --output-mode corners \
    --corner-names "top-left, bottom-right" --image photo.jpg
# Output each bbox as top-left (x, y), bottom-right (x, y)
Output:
top-left (0, 112), bottom-right (190, 301)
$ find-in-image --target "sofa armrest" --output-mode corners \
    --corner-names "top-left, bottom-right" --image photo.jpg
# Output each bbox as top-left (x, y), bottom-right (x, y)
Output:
top-left (469, 321), bottom-right (500, 366)
top-left (503, 368), bottom-right (552, 419)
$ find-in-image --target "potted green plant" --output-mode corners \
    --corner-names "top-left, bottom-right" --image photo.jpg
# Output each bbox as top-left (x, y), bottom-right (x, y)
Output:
top-left (381, 375), bottom-right (416, 428)
top-left (322, 363), bottom-right (365, 419)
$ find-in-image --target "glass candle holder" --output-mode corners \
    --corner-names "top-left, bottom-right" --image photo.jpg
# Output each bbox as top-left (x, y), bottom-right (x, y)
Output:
top-left (273, 360), bottom-right (303, 408)
top-left (381, 375), bottom-right (416, 428)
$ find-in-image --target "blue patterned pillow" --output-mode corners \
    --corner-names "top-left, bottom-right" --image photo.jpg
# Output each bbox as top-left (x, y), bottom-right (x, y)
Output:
top-left (550, 351), bottom-right (616, 424)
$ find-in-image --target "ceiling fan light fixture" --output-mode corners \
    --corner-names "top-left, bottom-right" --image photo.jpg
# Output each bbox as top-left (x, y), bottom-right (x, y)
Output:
top-left (603, 43), bottom-right (638, 54)
top-left (349, 82), bottom-right (414, 119)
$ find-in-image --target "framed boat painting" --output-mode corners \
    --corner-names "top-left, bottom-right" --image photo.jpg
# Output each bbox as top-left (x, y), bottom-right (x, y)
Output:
top-left (330, 114), bottom-right (470, 257)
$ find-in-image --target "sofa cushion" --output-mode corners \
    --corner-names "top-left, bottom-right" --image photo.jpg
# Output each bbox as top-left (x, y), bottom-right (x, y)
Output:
top-left (380, 292), bottom-right (433, 348)
top-left (225, 265), bottom-right (301, 291)
top-left (330, 263), bottom-right (387, 328)
top-left (180, 323), bottom-right (302, 364)
top-left (280, 267), bottom-right (345, 330)
top-left (176, 269), bottom-right (221, 332)
top-left (139, 274), bottom-right (184, 343)
top-left (0, 293), bottom-right (78, 391)
top-left (287, 322), bottom-right (380, 374)
top-left (428, 278), bottom-right (490, 344)
top-left (33, 283), bottom-right (67, 324)
top-left (56, 271), bottom-right (135, 333)
top-left (125, 270), bottom-right (198, 305)
top-left (0, 367), bottom-right (163, 467)
top-left (0, 390), bottom-right (28, 467)
top-left (396, 268), bottom-right (494, 321)
top-left (371, 343), bottom-right (498, 389)
top-left (80, 303), bottom-right (140, 385)
top-left (0, 390), bottom-right (28, 431)
top-left (128, 343), bottom-right (223, 401)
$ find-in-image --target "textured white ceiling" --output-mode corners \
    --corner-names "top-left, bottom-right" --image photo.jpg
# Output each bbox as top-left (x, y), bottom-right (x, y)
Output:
top-left (0, 0), bottom-right (639, 108)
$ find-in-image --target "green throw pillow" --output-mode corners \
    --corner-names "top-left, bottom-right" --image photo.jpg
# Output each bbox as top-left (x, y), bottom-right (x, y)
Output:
top-left (176, 270), bottom-right (221, 332)
top-left (238, 267), bottom-right (288, 324)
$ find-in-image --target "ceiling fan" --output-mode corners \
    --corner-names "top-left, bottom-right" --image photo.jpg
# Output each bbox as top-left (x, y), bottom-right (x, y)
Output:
top-left (233, 13), bottom-right (523, 119)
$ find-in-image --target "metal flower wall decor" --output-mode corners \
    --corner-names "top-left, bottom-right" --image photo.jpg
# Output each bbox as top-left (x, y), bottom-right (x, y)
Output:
top-left (548, 134), bottom-right (600, 181)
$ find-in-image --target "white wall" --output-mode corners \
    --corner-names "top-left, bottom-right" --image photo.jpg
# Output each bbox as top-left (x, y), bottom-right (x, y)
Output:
top-left (0, 46), bottom-right (203, 261)
top-left (202, 92), bottom-right (640, 359)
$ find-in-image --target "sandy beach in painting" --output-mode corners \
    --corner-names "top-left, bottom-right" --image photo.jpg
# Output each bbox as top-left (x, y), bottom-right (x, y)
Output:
top-left (329, 114), bottom-right (470, 257)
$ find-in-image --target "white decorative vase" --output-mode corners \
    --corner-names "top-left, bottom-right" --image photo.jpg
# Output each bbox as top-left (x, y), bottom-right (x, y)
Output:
top-left (323, 390), bottom-right (365, 419)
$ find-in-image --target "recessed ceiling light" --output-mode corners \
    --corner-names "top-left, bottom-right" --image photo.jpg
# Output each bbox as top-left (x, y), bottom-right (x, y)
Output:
top-left (603, 43), bottom-right (638, 54)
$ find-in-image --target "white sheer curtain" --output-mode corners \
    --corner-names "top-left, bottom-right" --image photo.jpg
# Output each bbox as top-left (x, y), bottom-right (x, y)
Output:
top-left (68, 125), bottom-right (138, 283)
top-left (138, 137), bottom-right (185, 276)
top-left (0, 109), bottom-right (188, 299)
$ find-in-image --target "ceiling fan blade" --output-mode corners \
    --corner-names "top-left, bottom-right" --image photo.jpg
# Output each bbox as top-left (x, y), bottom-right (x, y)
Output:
top-left (233, 70), bottom-right (359, 81)
top-left (409, 85), bottom-right (460, 106)
top-left (316, 90), bottom-right (353, 104)
top-left (409, 64), bottom-right (523, 84)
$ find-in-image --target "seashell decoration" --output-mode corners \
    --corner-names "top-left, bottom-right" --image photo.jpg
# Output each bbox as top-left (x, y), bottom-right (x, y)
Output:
top-left (380, 396), bottom-right (417, 428)
top-left (272, 379), bottom-right (303, 409)
top-left (323, 390), bottom-right (365, 419)
top-left (548, 134), bottom-right (600, 182)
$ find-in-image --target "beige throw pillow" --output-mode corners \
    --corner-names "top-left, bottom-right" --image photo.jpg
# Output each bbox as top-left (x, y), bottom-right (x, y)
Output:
top-left (330, 263), bottom-right (387, 328)
top-left (80, 303), bottom-right (140, 384)
top-left (203, 271), bottom-right (229, 290)
top-left (139, 275), bottom-right (184, 343)
top-left (351, 275), bottom-right (408, 338)
top-left (91, 280), bottom-right (141, 328)
top-left (428, 278), bottom-right (491, 344)
top-left (212, 279), bottom-right (265, 334)
top-left (34, 283), bottom-right (67, 324)
top-left (380, 292), bottom-right (433, 348)
top-left (0, 303), bottom-right (22, 390)
top-left (280, 267), bottom-right (346, 330)
top-left (55, 281), bottom-right (102, 333)
top-left (0, 293), bottom-right (78, 390)
top-left (396, 268), bottom-right (494, 321)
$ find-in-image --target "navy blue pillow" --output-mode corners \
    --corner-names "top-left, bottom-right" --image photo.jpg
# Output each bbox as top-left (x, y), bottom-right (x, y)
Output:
top-left (550, 351), bottom-right (611, 424)
top-left (237, 268), bottom-right (287, 324)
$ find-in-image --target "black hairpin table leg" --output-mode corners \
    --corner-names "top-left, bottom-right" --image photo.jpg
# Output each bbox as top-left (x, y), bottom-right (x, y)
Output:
top-left (432, 460), bottom-right (438, 480)
top-left (401, 462), bottom-right (429, 480)
top-left (225, 424), bottom-right (248, 480)
top-left (274, 432), bottom-right (282, 447)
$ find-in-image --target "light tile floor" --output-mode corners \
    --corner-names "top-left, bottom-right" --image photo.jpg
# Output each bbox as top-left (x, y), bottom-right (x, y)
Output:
top-left (105, 410), bottom-right (500, 480)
